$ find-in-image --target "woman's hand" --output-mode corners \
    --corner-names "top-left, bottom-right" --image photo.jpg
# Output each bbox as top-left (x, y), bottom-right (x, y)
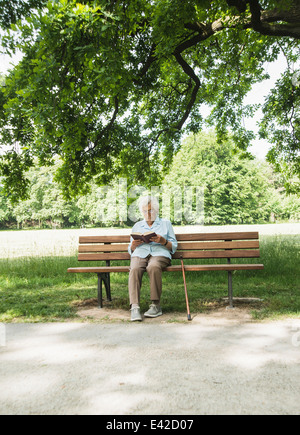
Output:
top-left (150, 234), bottom-right (166, 245)
top-left (131, 239), bottom-right (144, 251)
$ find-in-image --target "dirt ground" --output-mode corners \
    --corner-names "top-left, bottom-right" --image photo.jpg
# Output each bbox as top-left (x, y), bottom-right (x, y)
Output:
top-left (73, 297), bottom-right (260, 323)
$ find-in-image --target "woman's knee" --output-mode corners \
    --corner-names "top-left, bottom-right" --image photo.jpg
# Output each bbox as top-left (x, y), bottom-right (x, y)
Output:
top-left (129, 261), bottom-right (146, 278)
top-left (146, 264), bottom-right (162, 276)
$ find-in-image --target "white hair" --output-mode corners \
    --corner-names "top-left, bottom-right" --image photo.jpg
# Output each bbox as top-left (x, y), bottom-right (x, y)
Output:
top-left (138, 195), bottom-right (159, 214)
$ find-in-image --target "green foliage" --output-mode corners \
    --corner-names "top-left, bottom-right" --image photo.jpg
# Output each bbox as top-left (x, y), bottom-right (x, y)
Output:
top-left (0, 132), bottom-right (299, 228)
top-left (0, 0), bottom-right (299, 198)
top-left (0, 0), bottom-right (45, 29)
top-left (164, 131), bottom-right (300, 224)
top-left (260, 67), bottom-right (300, 193)
top-left (0, 151), bottom-right (32, 201)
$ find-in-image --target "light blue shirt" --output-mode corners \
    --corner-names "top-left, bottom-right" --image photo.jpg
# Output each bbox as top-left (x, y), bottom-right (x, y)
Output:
top-left (128, 217), bottom-right (178, 260)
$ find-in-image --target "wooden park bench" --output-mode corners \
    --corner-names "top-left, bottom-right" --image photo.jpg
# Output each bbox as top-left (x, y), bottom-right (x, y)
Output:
top-left (67, 231), bottom-right (264, 309)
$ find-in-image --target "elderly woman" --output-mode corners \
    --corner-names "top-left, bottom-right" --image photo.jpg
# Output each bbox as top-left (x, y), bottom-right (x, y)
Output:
top-left (128, 195), bottom-right (178, 321)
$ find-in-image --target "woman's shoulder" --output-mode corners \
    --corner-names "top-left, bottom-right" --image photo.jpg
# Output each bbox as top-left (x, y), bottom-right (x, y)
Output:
top-left (159, 218), bottom-right (173, 226)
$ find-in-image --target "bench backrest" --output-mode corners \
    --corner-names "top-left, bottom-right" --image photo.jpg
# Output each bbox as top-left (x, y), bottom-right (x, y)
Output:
top-left (77, 232), bottom-right (261, 261)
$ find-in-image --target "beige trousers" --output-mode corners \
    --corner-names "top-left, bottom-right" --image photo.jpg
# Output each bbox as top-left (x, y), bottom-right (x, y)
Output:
top-left (128, 255), bottom-right (171, 306)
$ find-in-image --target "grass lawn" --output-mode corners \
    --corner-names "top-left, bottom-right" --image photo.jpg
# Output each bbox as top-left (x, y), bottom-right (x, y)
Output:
top-left (0, 234), bottom-right (299, 322)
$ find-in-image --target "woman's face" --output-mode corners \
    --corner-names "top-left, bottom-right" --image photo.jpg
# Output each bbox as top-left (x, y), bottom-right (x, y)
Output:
top-left (142, 202), bottom-right (157, 222)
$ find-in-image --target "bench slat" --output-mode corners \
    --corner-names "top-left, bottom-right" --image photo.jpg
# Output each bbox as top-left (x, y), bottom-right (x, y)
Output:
top-left (174, 232), bottom-right (259, 241)
top-left (68, 266), bottom-right (131, 273)
top-left (173, 249), bottom-right (261, 259)
top-left (79, 235), bottom-right (130, 243)
top-left (166, 264), bottom-right (264, 271)
top-left (177, 240), bottom-right (259, 250)
top-left (78, 240), bottom-right (260, 253)
top-left (79, 244), bottom-right (130, 252)
top-left (77, 249), bottom-right (260, 261)
top-left (67, 263), bottom-right (264, 273)
top-left (78, 253), bottom-right (131, 261)
top-left (78, 232), bottom-right (259, 245)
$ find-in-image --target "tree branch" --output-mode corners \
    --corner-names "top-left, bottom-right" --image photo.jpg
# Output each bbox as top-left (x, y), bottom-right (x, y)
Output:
top-left (185, 2), bottom-right (300, 42)
top-left (248, 0), bottom-right (300, 38)
top-left (173, 51), bottom-right (201, 131)
top-left (136, 43), bottom-right (156, 79)
top-left (226, 0), bottom-right (247, 13)
top-left (84, 96), bottom-right (119, 156)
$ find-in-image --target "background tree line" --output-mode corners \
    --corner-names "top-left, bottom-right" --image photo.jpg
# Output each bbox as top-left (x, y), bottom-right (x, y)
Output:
top-left (0, 131), bottom-right (299, 229)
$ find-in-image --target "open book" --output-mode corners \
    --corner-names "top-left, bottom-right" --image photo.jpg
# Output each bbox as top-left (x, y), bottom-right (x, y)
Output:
top-left (131, 231), bottom-right (157, 243)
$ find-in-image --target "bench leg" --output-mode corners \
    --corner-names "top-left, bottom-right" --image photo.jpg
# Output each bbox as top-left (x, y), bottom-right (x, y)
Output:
top-left (97, 274), bottom-right (103, 308)
top-left (97, 273), bottom-right (112, 309)
top-left (226, 256), bottom-right (234, 309)
top-left (228, 271), bottom-right (234, 309)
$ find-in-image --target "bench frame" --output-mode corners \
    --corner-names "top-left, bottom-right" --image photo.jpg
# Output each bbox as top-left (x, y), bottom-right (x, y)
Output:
top-left (68, 232), bottom-right (264, 309)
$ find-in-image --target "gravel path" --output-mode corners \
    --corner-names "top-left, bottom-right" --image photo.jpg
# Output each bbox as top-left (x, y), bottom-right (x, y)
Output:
top-left (0, 317), bottom-right (299, 415)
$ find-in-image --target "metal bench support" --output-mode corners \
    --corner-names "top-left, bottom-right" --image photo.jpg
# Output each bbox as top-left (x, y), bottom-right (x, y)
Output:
top-left (97, 260), bottom-right (112, 308)
top-left (227, 258), bottom-right (234, 309)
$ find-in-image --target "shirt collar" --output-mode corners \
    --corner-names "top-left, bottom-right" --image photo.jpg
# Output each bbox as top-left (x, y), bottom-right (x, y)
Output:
top-left (142, 216), bottom-right (160, 229)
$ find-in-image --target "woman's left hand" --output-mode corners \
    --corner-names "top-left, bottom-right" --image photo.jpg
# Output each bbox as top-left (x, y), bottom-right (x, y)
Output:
top-left (150, 234), bottom-right (167, 245)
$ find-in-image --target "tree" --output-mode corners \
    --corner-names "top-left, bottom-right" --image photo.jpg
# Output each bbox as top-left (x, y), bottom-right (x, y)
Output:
top-left (0, 0), bottom-right (299, 201)
top-left (0, 162), bottom-right (75, 228)
top-left (163, 130), bottom-right (277, 224)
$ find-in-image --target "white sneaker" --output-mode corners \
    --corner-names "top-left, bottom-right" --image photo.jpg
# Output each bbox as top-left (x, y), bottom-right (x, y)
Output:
top-left (130, 307), bottom-right (142, 322)
top-left (144, 304), bottom-right (162, 318)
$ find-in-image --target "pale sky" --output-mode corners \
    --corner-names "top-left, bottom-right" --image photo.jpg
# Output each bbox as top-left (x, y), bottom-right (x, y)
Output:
top-left (0, 50), bottom-right (297, 161)
top-left (0, 49), bottom-right (23, 74)
top-left (243, 54), bottom-right (291, 160)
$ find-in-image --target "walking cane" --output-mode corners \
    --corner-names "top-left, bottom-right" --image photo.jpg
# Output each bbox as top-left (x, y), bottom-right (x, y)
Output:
top-left (180, 256), bottom-right (192, 321)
